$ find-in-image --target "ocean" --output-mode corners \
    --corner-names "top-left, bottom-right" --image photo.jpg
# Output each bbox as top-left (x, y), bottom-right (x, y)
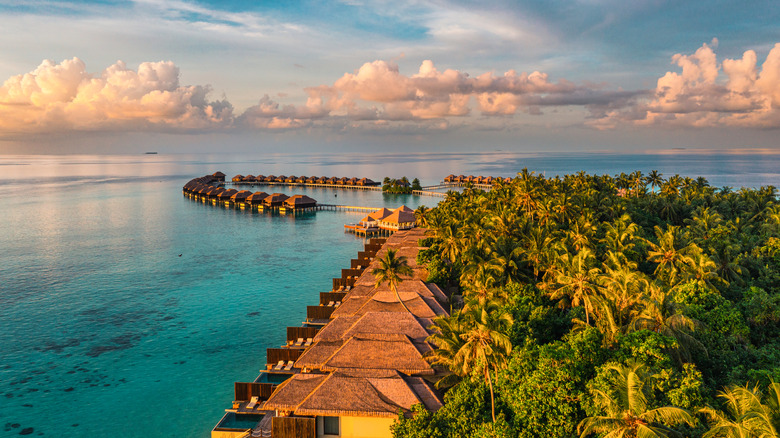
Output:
top-left (1, 151), bottom-right (779, 437)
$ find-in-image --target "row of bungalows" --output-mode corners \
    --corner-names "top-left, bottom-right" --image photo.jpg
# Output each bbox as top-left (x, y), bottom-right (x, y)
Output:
top-left (232, 174), bottom-right (380, 187)
top-left (443, 174), bottom-right (512, 185)
top-left (182, 175), bottom-right (317, 211)
top-left (212, 229), bottom-right (446, 438)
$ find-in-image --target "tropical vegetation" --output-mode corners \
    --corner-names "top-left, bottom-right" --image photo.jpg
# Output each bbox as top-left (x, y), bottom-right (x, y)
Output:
top-left (393, 169), bottom-right (780, 438)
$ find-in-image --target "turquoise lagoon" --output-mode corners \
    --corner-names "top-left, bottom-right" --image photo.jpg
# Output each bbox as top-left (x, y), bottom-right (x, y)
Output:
top-left (1, 151), bottom-right (779, 437)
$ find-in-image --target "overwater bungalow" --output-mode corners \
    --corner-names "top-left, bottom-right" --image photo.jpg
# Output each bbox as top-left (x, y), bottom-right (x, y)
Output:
top-left (231, 190), bottom-right (252, 203)
top-left (336, 177), bottom-right (348, 185)
top-left (456, 174), bottom-right (465, 183)
top-left (283, 195), bottom-right (317, 210)
top-left (326, 177), bottom-right (338, 185)
top-left (232, 175), bottom-right (244, 183)
top-left (285, 175), bottom-right (297, 183)
top-left (346, 177), bottom-right (359, 186)
top-left (255, 175), bottom-right (266, 182)
top-left (378, 206), bottom-right (416, 230)
top-left (212, 171), bottom-right (226, 182)
top-left (218, 188), bottom-right (238, 202)
top-left (357, 177), bottom-right (377, 186)
top-left (266, 175), bottom-right (276, 182)
top-left (263, 193), bottom-right (289, 207)
top-left (243, 174), bottom-right (256, 182)
top-left (444, 174), bottom-right (455, 183)
top-left (275, 175), bottom-right (287, 183)
top-left (296, 176), bottom-right (308, 183)
top-left (245, 191), bottom-right (269, 206)
top-left (262, 369), bottom-right (442, 438)
top-left (305, 176), bottom-right (317, 184)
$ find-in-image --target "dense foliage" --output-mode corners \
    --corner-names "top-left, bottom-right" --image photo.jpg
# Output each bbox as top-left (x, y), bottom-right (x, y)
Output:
top-left (395, 170), bottom-right (780, 438)
top-left (383, 176), bottom-right (422, 193)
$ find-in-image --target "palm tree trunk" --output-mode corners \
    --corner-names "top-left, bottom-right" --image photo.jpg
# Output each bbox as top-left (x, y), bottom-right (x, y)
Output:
top-left (487, 368), bottom-right (496, 422)
top-left (393, 284), bottom-right (412, 314)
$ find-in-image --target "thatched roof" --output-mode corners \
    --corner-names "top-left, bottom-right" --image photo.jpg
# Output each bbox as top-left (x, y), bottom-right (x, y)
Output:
top-left (232, 174), bottom-right (244, 182)
top-left (382, 209), bottom-right (415, 225)
top-left (294, 340), bottom-right (344, 369)
top-left (213, 171), bottom-right (226, 178)
top-left (263, 373), bottom-right (328, 411)
top-left (246, 191), bottom-right (269, 203)
top-left (284, 195), bottom-right (317, 208)
top-left (244, 174), bottom-right (256, 181)
top-left (283, 370), bottom-right (441, 418)
top-left (231, 190), bottom-right (252, 201)
top-left (368, 208), bottom-right (393, 221)
top-left (320, 333), bottom-right (433, 375)
top-left (218, 188), bottom-right (238, 200)
top-left (263, 193), bottom-right (289, 205)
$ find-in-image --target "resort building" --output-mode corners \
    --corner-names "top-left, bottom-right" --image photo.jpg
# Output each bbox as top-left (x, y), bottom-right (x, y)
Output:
top-left (210, 228), bottom-right (445, 438)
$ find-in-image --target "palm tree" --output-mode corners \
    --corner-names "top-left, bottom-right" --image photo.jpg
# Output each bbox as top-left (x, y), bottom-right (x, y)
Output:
top-left (647, 170), bottom-right (664, 193)
top-left (700, 384), bottom-right (777, 438)
top-left (373, 249), bottom-right (414, 313)
top-left (414, 205), bottom-right (430, 228)
top-left (544, 248), bottom-right (602, 325)
top-left (646, 225), bottom-right (695, 285)
top-left (425, 314), bottom-right (467, 389)
top-left (630, 283), bottom-right (704, 364)
top-left (455, 297), bottom-right (513, 423)
top-left (578, 361), bottom-right (694, 438)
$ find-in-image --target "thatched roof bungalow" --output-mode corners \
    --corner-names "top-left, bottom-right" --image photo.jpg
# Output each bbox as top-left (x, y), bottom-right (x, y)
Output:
top-left (295, 176), bottom-right (308, 183)
top-left (255, 175), bottom-right (266, 182)
top-left (266, 175), bottom-right (276, 182)
top-left (346, 177), bottom-right (359, 186)
top-left (245, 191), bottom-right (269, 205)
top-left (444, 174), bottom-right (455, 183)
top-left (231, 174), bottom-right (244, 183)
top-left (313, 312), bottom-right (431, 343)
top-left (263, 369), bottom-right (442, 420)
top-left (218, 188), bottom-right (238, 201)
top-left (243, 174), bottom-right (256, 182)
top-left (285, 175), bottom-right (297, 183)
top-left (212, 171), bottom-right (226, 182)
top-left (283, 195), bottom-right (317, 209)
top-left (275, 175), bottom-right (287, 183)
top-left (357, 178), bottom-right (378, 186)
top-left (231, 190), bottom-right (252, 202)
top-left (379, 206), bottom-right (416, 230)
top-left (320, 334), bottom-right (433, 375)
top-left (263, 193), bottom-right (289, 206)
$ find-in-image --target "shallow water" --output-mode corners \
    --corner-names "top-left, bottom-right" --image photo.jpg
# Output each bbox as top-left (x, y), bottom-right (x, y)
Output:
top-left (1, 151), bottom-right (778, 437)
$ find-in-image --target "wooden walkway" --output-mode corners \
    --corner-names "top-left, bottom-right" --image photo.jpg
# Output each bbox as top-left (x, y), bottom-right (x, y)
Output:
top-left (317, 204), bottom-right (379, 212)
top-left (411, 190), bottom-right (447, 197)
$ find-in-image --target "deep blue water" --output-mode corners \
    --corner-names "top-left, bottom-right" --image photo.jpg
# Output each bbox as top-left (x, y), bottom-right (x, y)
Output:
top-left (1, 151), bottom-right (779, 438)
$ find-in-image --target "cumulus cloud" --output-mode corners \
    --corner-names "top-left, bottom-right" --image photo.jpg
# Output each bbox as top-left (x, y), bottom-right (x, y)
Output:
top-left (239, 59), bottom-right (631, 128)
top-left (591, 41), bottom-right (780, 129)
top-left (0, 57), bottom-right (232, 135)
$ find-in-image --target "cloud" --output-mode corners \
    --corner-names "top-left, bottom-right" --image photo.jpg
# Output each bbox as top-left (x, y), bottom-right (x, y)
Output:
top-left (0, 57), bottom-right (232, 135)
top-left (591, 41), bottom-right (780, 129)
top-left (272, 59), bottom-right (630, 123)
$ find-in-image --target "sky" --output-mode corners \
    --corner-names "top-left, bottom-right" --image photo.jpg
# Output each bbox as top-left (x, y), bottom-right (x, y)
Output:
top-left (0, 0), bottom-right (779, 154)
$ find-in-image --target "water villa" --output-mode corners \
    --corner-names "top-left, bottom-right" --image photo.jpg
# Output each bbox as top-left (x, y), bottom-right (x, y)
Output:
top-left (182, 175), bottom-right (318, 213)
top-left (345, 205), bottom-right (416, 236)
top-left (210, 229), bottom-right (446, 438)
